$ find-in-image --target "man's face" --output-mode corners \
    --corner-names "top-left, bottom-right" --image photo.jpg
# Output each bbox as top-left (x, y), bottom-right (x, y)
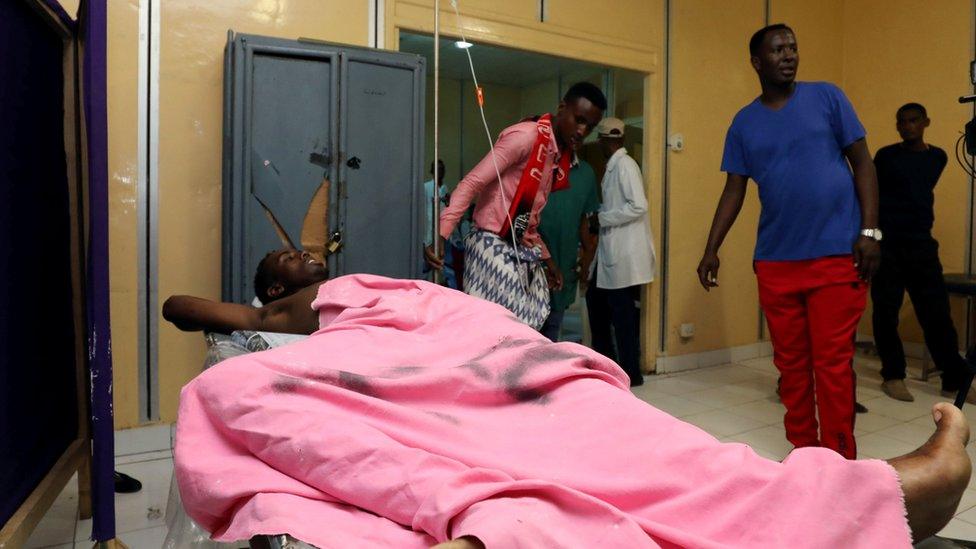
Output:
top-left (267, 248), bottom-right (328, 293)
top-left (555, 97), bottom-right (604, 151)
top-left (598, 135), bottom-right (620, 159)
top-left (896, 109), bottom-right (929, 142)
top-left (752, 30), bottom-right (799, 85)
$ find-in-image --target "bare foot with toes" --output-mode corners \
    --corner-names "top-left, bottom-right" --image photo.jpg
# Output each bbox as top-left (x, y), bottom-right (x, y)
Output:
top-left (888, 402), bottom-right (972, 541)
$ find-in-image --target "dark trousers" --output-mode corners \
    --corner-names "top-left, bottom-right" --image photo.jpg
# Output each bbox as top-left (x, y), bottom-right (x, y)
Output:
top-left (871, 235), bottom-right (966, 391)
top-left (586, 273), bottom-right (642, 386)
top-left (540, 307), bottom-right (565, 341)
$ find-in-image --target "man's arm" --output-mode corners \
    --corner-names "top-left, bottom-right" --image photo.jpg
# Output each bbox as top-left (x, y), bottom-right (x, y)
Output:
top-left (162, 283), bottom-right (322, 335)
top-left (598, 161), bottom-right (648, 228)
top-left (844, 138), bottom-right (881, 281)
top-left (538, 232), bottom-right (563, 291)
top-left (697, 173), bottom-right (748, 291)
top-left (577, 213), bottom-right (598, 289)
top-left (439, 129), bottom-right (530, 240)
top-left (934, 148), bottom-right (949, 185)
top-left (426, 129), bottom-right (532, 269)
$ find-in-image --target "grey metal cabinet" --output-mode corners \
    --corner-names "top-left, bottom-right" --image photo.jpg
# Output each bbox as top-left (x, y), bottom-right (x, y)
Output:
top-left (222, 33), bottom-right (426, 303)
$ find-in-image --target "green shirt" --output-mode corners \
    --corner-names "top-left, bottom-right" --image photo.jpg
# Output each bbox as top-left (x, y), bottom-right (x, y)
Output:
top-left (539, 160), bottom-right (600, 312)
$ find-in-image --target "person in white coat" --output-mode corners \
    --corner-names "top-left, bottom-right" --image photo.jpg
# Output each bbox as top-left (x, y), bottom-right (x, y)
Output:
top-left (586, 117), bottom-right (656, 386)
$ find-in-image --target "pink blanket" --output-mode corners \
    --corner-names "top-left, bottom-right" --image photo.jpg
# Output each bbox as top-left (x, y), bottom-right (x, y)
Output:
top-left (175, 275), bottom-right (912, 548)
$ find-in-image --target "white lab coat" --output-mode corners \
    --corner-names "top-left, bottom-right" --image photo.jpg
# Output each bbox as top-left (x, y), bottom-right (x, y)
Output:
top-left (596, 147), bottom-right (656, 290)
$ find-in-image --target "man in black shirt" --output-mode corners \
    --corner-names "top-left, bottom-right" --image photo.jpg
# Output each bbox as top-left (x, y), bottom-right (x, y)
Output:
top-left (873, 103), bottom-right (973, 403)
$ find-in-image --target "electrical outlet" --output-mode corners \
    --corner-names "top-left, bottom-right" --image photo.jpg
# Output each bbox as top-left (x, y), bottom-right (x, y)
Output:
top-left (668, 133), bottom-right (684, 152)
top-left (679, 323), bottom-right (695, 338)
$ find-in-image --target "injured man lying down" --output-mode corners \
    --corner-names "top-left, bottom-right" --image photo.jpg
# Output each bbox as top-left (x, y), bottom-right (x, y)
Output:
top-left (165, 264), bottom-right (971, 548)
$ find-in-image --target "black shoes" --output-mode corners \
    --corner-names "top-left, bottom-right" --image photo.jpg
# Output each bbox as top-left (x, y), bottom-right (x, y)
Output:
top-left (114, 471), bottom-right (142, 494)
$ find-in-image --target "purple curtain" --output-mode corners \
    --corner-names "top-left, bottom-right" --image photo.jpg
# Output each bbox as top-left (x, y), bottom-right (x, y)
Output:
top-left (79, 0), bottom-right (115, 541)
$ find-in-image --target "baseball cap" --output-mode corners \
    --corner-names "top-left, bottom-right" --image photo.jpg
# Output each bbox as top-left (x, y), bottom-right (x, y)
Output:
top-left (596, 117), bottom-right (625, 138)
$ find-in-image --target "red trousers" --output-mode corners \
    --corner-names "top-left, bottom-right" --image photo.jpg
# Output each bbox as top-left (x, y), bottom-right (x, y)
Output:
top-left (756, 256), bottom-right (867, 459)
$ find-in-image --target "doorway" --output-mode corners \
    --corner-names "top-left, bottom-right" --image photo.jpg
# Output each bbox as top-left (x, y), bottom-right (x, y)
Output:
top-left (400, 31), bottom-right (646, 345)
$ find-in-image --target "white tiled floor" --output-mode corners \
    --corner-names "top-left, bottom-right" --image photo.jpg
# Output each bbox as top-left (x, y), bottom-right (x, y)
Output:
top-left (22, 353), bottom-right (976, 547)
top-left (24, 427), bottom-right (176, 549)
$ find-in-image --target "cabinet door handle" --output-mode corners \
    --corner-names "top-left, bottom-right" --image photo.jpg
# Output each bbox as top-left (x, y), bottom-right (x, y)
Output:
top-left (346, 156), bottom-right (361, 170)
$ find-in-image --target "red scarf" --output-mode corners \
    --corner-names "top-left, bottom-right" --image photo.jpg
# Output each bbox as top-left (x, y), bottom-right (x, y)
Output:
top-left (498, 114), bottom-right (572, 241)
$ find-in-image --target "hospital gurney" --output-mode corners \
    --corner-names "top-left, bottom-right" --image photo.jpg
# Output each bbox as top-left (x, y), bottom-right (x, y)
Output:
top-left (163, 331), bottom-right (315, 549)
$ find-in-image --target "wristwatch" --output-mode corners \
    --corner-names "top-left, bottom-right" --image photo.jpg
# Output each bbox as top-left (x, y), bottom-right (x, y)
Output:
top-left (860, 228), bottom-right (883, 242)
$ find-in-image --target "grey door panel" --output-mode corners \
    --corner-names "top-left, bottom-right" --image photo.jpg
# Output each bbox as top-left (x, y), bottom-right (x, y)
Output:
top-left (338, 50), bottom-right (425, 279)
top-left (223, 33), bottom-right (424, 303)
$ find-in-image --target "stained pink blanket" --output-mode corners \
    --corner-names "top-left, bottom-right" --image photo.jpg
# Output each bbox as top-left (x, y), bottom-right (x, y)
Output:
top-left (175, 274), bottom-right (911, 548)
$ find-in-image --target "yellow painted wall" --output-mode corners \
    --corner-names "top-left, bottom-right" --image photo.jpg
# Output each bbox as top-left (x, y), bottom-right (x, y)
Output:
top-left (662, 0), bottom-right (972, 359)
top-left (644, 67), bottom-right (665, 368)
top-left (108, 0), bottom-right (370, 428)
top-left (769, 0), bottom-right (844, 84)
top-left (520, 79), bottom-right (559, 119)
top-left (547, 0), bottom-right (658, 50)
top-left (57, 0), bottom-right (79, 18)
top-left (666, 0), bottom-right (764, 354)
top-left (388, 0), bottom-right (659, 72)
top-left (107, 0), bottom-right (141, 428)
top-left (105, 0), bottom-right (664, 430)
top-left (431, 0), bottom-right (540, 24)
top-left (843, 0), bottom-right (973, 349)
top-left (154, 0), bottom-right (370, 424)
top-left (108, 1), bottom-right (976, 429)
top-left (128, 0), bottom-right (976, 424)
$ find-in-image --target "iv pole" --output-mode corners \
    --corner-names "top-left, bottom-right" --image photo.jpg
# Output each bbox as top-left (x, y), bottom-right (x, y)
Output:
top-left (432, 0), bottom-right (442, 284)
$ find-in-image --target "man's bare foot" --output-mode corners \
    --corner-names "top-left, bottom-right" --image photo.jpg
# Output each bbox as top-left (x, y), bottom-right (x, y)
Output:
top-left (888, 402), bottom-right (972, 541)
top-left (429, 535), bottom-right (485, 549)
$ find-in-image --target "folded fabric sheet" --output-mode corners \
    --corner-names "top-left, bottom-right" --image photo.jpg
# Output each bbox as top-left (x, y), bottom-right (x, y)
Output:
top-left (175, 274), bottom-right (911, 548)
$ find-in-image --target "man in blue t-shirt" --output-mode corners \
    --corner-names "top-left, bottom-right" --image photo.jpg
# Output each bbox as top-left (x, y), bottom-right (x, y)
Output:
top-left (697, 24), bottom-right (881, 460)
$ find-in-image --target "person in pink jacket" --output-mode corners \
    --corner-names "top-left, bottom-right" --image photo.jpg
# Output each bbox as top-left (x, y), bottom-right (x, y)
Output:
top-left (424, 82), bottom-right (605, 330)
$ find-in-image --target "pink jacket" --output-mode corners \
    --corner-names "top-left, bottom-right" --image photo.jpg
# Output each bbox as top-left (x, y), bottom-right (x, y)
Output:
top-left (439, 120), bottom-right (563, 258)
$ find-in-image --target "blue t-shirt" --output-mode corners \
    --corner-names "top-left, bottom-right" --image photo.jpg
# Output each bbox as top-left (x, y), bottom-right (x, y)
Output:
top-left (721, 81), bottom-right (865, 261)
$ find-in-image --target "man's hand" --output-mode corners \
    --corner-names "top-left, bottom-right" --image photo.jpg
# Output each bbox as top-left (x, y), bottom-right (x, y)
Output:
top-left (853, 236), bottom-right (881, 281)
top-left (697, 251), bottom-right (721, 291)
top-left (698, 174), bottom-right (747, 292)
top-left (544, 257), bottom-right (564, 291)
top-left (424, 238), bottom-right (445, 270)
top-left (577, 262), bottom-right (590, 292)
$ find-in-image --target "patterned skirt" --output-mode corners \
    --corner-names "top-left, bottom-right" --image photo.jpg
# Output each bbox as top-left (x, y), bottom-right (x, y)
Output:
top-left (463, 229), bottom-right (550, 329)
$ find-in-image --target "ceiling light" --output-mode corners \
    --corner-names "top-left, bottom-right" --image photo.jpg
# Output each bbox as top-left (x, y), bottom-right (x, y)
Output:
top-left (454, 41), bottom-right (473, 49)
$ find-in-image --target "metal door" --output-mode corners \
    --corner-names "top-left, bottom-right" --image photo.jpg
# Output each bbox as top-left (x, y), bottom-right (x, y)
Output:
top-left (337, 50), bottom-right (425, 280)
top-left (223, 34), bottom-right (339, 303)
top-left (223, 34), bottom-right (425, 303)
